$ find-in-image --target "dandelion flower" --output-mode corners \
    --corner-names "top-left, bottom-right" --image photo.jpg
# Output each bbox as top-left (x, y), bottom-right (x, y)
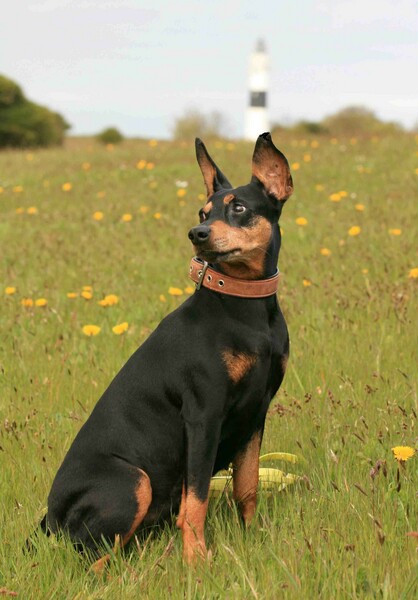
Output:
top-left (159, 294), bottom-right (167, 302)
top-left (62, 182), bottom-right (72, 192)
top-left (177, 188), bottom-right (187, 198)
top-left (198, 193), bottom-right (206, 201)
top-left (303, 154), bottom-right (311, 162)
top-left (362, 268), bottom-right (369, 274)
top-left (98, 294), bottom-right (119, 307)
top-left (93, 211), bottom-right (104, 221)
top-left (320, 248), bottom-right (331, 256)
top-left (303, 279), bottom-right (312, 287)
top-left (82, 286), bottom-right (93, 292)
top-left (184, 286), bottom-right (195, 294)
top-left (136, 159), bottom-right (147, 170)
top-left (122, 213), bottom-right (133, 222)
top-left (339, 191), bottom-right (348, 198)
top-left (5, 287), bottom-right (16, 295)
top-left (154, 212), bottom-right (162, 220)
top-left (112, 322), bottom-right (129, 335)
top-left (315, 184), bottom-right (324, 191)
top-left (389, 228), bottom-right (401, 236)
top-left (311, 140), bottom-right (319, 148)
top-left (408, 268), bottom-right (418, 279)
top-left (295, 217), bottom-right (308, 226)
top-left (146, 162), bottom-right (155, 170)
top-left (15, 207), bottom-right (24, 214)
top-left (226, 143), bottom-right (235, 151)
top-left (139, 206), bottom-right (149, 214)
top-left (82, 162), bottom-right (91, 170)
top-left (348, 226), bottom-right (361, 236)
top-left (355, 204), bottom-right (365, 211)
top-left (82, 324), bottom-right (101, 336)
top-left (329, 192), bottom-right (341, 202)
top-left (67, 292), bottom-right (78, 299)
top-left (81, 290), bottom-right (93, 300)
top-left (291, 162), bottom-right (300, 170)
top-left (27, 207), bottom-right (38, 215)
top-left (149, 181), bottom-right (158, 189)
top-left (35, 298), bottom-right (48, 307)
top-left (0, 186), bottom-right (3, 193)
top-left (13, 185), bottom-right (24, 193)
top-left (21, 298), bottom-right (34, 307)
top-left (168, 287), bottom-right (183, 296)
top-left (97, 191), bottom-right (106, 199)
top-left (392, 446), bottom-right (415, 462)
top-left (149, 139), bottom-right (158, 147)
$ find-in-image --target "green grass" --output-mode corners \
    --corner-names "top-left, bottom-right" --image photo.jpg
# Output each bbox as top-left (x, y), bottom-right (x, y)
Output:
top-left (0, 133), bottom-right (417, 599)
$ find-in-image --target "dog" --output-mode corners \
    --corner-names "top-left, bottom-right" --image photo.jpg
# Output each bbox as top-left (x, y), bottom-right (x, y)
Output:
top-left (43, 132), bottom-right (293, 566)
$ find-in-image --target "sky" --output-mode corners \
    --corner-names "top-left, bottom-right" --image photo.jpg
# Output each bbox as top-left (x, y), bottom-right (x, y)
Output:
top-left (1, 0), bottom-right (417, 138)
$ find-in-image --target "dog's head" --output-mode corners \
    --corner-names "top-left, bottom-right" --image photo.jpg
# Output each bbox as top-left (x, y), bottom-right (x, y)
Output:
top-left (189, 133), bottom-right (293, 280)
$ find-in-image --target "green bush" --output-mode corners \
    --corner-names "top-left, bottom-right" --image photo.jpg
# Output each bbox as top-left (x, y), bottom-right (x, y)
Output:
top-left (0, 74), bottom-right (70, 148)
top-left (172, 109), bottom-right (228, 140)
top-left (96, 127), bottom-right (124, 145)
top-left (322, 106), bottom-right (402, 137)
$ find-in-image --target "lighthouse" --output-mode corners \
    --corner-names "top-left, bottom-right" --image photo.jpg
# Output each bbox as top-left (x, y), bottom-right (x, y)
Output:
top-left (244, 39), bottom-right (269, 141)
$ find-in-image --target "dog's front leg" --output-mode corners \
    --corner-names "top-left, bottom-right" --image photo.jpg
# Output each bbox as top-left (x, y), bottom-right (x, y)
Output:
top-left (177, 410), bottom-right (221, 565)
top-left (232, 429), bottom-right (263, 526)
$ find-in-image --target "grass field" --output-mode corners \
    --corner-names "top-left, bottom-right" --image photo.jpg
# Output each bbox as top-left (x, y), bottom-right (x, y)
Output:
top-left (0, 133), bottom-right (417, 599)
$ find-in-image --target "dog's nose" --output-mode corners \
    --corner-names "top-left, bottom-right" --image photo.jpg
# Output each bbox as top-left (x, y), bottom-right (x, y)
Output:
top-left (188, 225), bottom-right (210, 245)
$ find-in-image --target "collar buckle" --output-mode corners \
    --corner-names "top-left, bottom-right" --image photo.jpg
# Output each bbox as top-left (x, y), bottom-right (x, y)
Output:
top-left (195, 260), bottom-right (209, 290)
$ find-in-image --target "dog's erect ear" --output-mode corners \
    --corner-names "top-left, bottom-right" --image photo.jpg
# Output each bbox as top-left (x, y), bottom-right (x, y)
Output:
top-left (195, 138), bottom-right (233, 197)
top-left (251, 132), bottom-right (294, 202)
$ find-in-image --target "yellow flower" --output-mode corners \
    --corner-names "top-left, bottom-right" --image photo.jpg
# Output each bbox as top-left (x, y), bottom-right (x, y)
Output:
top-left (226, 142), bottom-right (235, 151)
top-left (295, 217), bottom-right (308, 226)
top-left (13, 185), bottom-right (24, 193)
top-left (320, 248), bottom-right (331, 256)
top-left (348, 226), bottom-right (361, 236)
top-left (62, 182), bottom-right (72, 192)
top-left (355, 204), bottom-right (365, 211)
top-left (198, 193), bottom-right (206, 201)
top-left (408, 268), bottom-right (418, 279)
top-left (82, 285), bottom-right (93, 292)
top-left (329, 192), bottom-right (341, 202)
top-left (67, 292), bottom-right (78, 298)
top-left (27, 207), bottom-right (38, 214)
top-left (26, 153), bottom-right (34, 161)
top-left (82, 324), bottom-right (101, 336)
top-left (97, 191), bottom-right (106, 198)
top-left (362, 268), bottom-right (369, 274)
top-left (139, 206), bottom-right (149, 214)
top-left (0, 186), bottom-right (3, 193)
top-left (392, 446), bottom-right (415, 462)
top-left (122, 213), bottom-right (133, 222)
top-left (159, 294), bottom-right (167, 302)
top-left (303, 154), bottom-right (311, 162)
top-left (35, 298), bottom-right (48, 307)
top-left (168, 287), bottom-right (183, 296)
top-left (112, 322), bottom-right (129, 335)
top-left (184, 286), bottom-right (195, 294)
top-left (15, 207), bottom-right (24, 214)
top-left (149, 181), bottom-right (158, 189)
top-left (315, 184), bottom-right (324, 191)
top-left (146, 162), bottom-right (155, 170)
top-left (350, 137), bottom-right (357, 145)
top-left (311, 140), bottom-right (319, 148)
top-left (106, 143), bottom-right (114, 151)
top-left (291, 162), bottom-right (300, 170)
top-left (339, 191), bottom-right (348, 198)
top-left (98, 294), bottom-right (119, 307)
top-left (389, 228), bottom-right (401, 236)
top-left (136, 159), bottom-right (147, 170)
top-left (154, 212), bottom-right (162, 220)
top-left (21, 298), bottom-right (34, 307)
top-left (5, 286), bottom-right (16, 295)
top-left (81, 290), bottom-right (93, 300)
top-left (93, 211), bottom-right (104, 221)
top-left (330, 138), bottom-right (338, 145)
top-left (82, 162), bottom-right (91, 170)
top-left (303, 279), bottom-right (312, 287)
top-left (177, 188), bottom-right (187, 198)
top-left (149, 139), bottom-right (158, 147)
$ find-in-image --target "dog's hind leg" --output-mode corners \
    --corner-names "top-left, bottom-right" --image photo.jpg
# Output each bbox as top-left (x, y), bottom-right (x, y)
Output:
top-left (89, 468), bottom-right (152, 575)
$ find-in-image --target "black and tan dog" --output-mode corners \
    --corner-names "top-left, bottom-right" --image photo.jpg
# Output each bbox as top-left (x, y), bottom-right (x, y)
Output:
top-left (43, 132), bottom-right (293, 566)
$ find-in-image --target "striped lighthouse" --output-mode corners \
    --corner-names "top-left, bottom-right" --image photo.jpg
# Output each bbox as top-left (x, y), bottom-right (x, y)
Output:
top-left (244, 39), bottom-right (269, 141)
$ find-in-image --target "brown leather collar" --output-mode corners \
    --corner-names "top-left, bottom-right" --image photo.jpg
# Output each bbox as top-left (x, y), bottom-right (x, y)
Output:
top-left (189, 257), bottom-right (280, 298)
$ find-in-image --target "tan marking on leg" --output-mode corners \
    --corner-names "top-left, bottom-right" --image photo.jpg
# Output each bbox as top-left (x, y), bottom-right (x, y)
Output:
top-left (222, 349), bottom-right (257, 384)
top-left (233, 431), bottom-right (261, 526)
top-left (223, 193), bottom-right (235, 205)
top-left (89, 469), bottom-right (152, 575)
top-left (176, 481), bottom-right (186, 529)
top-left (178, 489), bottom-right (209, 564)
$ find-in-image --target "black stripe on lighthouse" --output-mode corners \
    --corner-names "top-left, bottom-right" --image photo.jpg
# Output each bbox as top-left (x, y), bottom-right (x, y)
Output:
top-left (250, 91), bottom-right (267, 107)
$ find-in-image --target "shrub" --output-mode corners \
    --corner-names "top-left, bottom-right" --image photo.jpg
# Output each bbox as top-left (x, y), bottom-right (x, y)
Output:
top-left (96, 127), bottom-right (124, 145)
top-left (322, 106), bottom-right (402, 137)
top-left (172, 109), bottom-right (229, 140)
top-left (0, 74), bottom-right (70, 148)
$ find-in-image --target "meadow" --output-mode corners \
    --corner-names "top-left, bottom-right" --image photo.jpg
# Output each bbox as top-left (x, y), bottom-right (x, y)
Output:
top-left (0, 132), bottom-right (417, 599)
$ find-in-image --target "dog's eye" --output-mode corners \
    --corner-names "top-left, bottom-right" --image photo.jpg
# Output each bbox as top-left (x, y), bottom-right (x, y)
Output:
top-left (232, 203), bottom-right (246, 214)
top-left (199, 210), bottom-right (207, 223)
